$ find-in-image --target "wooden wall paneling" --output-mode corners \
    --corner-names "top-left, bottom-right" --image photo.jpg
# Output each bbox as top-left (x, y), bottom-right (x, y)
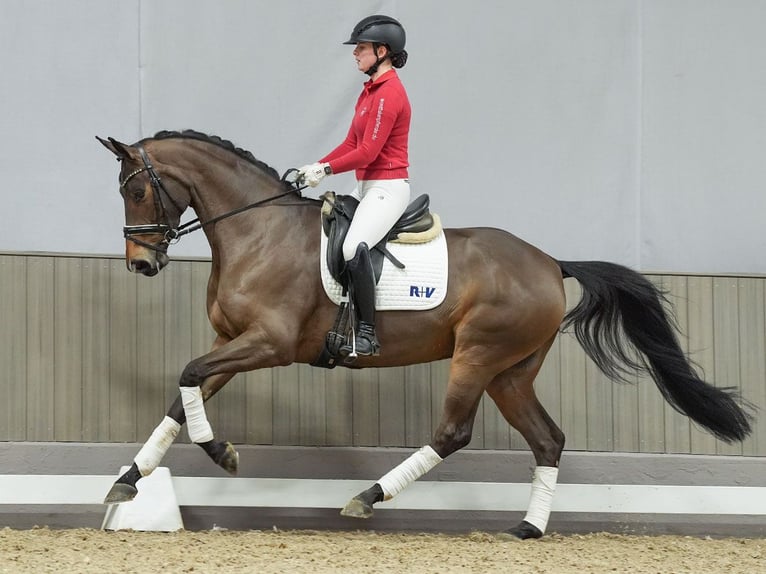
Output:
top-left (559, 279), bottom-right (588, 450)
top-left (53, 257), bottom-right (83, 441)
top-left (737, 278), bottom-right (766, 456)
top-left (713, 278), bottom-right (743, 456)
top-left (536, 335), bottom-right (563, 445)
top-left (80, 258), bottom-right (111, 441)
top-left (481, 392), bottom-right (510, 450)
top-left (662, 275), bottom-right (692, 453)
top-left (298, 363), bottom-right (326, 446)
top-left (272, 365), bottom-right (301, 445)
top-left (108, 259), bottom-right (137, 442)
top-left (481, 351), bottom-right (509, 450)
top-left (7, 253), bottom-right (766, 457)
top-left (244, 367), bottom-right (275, 445)
top-left (26, 256), bottom-right (55, 441)
top-left (217, 373), bottom-right (249, 444)
top-left (635, 277), bottom-right (665, 452)
top-left (637, 358), bottom-right (666, 454)
top-left (585, 355), bottom-right (614, 452)
top-left (0, 255), bottom-right (28, 440)
top-left (686, 276), bottom-right (719, 454)
top-left (636, 277), bottom-right (667, 453)
top-left (134, 266), bottom-right (166, 438)
top-left (350, 367), bottom-right (378, 446)
top-left (324, 366), bottom-right (353, 446)
top-left (161, 261), bottom-right (194, 444)
top-left (378, 366), bottom-right (406, 447)
top-left (429, 360), bottom-right (451, 445)
top-left (611, 374), bottom-right (640, 452)
top-left (404, 363), bottom-right (433, 447)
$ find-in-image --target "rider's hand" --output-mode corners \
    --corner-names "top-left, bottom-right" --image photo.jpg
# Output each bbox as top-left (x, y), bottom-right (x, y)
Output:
top-left (297, 162), bottom-right (331, 187)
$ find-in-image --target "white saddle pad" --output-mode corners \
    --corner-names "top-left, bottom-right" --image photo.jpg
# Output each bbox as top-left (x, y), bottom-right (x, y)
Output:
top-left (320, 227), bottom-right (448, 311)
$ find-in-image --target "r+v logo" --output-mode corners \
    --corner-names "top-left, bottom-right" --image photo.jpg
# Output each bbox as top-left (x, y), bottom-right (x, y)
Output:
top-left (409, 285), bottom-right (436, 298)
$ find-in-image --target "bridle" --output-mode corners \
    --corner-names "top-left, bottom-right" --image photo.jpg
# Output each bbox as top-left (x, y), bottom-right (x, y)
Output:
top-left (119, 145), bottom-right (305, 253)
top-left (120, 145), bottom-right (184, 252)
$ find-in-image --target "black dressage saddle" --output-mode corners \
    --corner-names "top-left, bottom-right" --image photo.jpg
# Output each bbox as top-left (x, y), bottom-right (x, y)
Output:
top-left (321, 191), bottom-right (435, 288)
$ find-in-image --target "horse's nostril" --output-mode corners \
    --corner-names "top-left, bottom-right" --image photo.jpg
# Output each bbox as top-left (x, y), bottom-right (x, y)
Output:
top-left (130, 259), bottom-right (157, 276)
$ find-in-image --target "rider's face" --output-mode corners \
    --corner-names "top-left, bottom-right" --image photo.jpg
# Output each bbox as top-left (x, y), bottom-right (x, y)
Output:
top-left (353, 42), bottom-right (383, 73)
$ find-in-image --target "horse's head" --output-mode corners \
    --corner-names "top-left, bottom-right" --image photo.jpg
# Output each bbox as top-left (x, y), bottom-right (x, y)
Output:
top-left (98, 136), bottom-right (191, 276)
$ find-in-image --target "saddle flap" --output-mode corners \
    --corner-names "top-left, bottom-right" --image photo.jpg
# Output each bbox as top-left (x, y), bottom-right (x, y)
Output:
top-left (321, 192), bottom-right (358, 285)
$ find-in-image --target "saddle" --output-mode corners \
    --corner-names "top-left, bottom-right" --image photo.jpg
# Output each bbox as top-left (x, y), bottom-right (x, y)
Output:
top-left (321, 191), bottom-right (439, 289)
top-left (313, 191), bottom-right (442, 369)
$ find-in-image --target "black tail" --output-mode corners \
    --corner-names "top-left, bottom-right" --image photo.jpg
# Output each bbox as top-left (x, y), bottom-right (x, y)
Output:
top-left (558, 260), bottom-right (753, 443)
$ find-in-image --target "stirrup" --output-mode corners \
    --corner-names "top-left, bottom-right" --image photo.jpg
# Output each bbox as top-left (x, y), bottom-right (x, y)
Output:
top-left (341, 322), bottom-right (380, 357)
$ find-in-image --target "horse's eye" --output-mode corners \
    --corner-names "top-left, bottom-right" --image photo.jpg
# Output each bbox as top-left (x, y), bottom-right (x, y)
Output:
top-left (130, 187), bottom-right (146, 201)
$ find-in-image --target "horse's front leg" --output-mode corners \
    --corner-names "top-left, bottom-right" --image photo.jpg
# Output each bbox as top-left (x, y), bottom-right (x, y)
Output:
top-left (104, 372), bottom-right (234, 504)
top-left (104, 332), bottom-right (277, 504)
top-left (341, 360), bottom-right (486, 519)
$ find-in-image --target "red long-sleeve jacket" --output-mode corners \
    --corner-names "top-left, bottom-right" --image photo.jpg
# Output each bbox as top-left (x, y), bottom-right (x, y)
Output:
top-left (320, 69), bottom-right (410, 180)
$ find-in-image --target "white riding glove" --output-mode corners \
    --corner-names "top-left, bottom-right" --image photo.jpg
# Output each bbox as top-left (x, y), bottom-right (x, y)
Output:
top-left (297, 162), bottom-right (331, 187)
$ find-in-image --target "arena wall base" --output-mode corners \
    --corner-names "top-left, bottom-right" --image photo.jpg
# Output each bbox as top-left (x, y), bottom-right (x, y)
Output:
top-left (1, 443), bottom-right (765, 536)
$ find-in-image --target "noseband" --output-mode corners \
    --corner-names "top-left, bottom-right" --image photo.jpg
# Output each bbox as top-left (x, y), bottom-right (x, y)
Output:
top-left (119, 147), bottom-right (307, 254)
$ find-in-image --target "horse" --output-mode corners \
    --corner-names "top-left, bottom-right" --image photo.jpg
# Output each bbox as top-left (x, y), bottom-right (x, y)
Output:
top-left (97, 130), bottom-right (752, 539)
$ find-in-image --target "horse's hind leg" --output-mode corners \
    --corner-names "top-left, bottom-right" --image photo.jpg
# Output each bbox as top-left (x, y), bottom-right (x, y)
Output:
top-left (341, 359), bottom-right (488, 518)
top-left (486, 341), bottom-right (565, 540)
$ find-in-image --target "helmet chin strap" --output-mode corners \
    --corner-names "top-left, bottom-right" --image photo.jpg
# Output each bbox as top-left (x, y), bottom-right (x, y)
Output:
top-left (365, 43), bottom-right (389, 76)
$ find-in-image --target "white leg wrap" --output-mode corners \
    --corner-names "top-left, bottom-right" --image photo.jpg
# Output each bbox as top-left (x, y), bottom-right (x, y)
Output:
top-left (134, 416), bottom-right (181, 476)
top-left (523, 466), bottom-right (559, 534)
top-left (377, 445), bottom-right (443, 500)
top-left (180, 386), bottom-right (214, 443)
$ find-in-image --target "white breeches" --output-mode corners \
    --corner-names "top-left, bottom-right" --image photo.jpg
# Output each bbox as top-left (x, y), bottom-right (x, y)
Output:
top-left (342, 179), bottom-right (411, 261)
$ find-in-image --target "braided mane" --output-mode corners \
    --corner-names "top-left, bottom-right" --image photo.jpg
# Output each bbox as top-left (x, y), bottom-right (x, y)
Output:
top-left (146, 129), bottom-right (283, 183)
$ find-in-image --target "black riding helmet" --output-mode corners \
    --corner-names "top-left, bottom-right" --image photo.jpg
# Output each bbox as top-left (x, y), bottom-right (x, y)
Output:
top-left (343, 15), bottom-right (407, 76)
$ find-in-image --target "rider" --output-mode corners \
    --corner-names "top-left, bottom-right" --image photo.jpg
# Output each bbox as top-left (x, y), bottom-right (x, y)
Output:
top-left (298, 15), bottom-right (411, 357)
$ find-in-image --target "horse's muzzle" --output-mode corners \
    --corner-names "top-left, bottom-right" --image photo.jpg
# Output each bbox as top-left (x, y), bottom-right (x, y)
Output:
top-left (128, 257), bottom-right (166, 276)
top-left (126, 249), bottom-right (169, 276)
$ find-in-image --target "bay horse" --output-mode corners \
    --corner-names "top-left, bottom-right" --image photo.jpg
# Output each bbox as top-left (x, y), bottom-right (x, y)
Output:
top-left (97, 130), bottom-right (752, 539)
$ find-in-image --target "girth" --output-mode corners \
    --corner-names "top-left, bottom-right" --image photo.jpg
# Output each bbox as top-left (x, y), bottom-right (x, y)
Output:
top-left (321, 191), bottom-right (435, 287)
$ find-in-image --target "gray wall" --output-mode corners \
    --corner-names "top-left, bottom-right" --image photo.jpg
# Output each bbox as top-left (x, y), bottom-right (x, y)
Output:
top-left (2, 253), bottom-right (764, 456)
top-left (1, 1), bottom-right (765, 273)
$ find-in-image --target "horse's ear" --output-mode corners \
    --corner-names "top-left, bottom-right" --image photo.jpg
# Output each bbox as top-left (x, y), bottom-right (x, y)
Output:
top-left (96, 136), bottom-right (133, 160)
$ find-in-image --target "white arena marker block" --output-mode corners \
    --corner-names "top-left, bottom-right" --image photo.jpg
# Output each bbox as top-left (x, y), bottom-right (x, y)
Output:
top-left (102, 466), bottom-right (183, 532)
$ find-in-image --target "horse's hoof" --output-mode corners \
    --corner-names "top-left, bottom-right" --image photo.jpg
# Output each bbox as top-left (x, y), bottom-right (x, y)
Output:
top-left (499, 520), bottom-right (543, 540)
top-left (218, 442), bottom-right (239, 475)
top-left (103, 482), bottom-right (138, 504)
top-left (340, 497), bottom-right (373, 518)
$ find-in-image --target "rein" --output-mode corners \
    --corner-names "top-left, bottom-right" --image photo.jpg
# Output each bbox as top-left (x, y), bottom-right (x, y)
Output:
top-left (121, 147), bottom-right (307, 251)
top-left (170, 187), bottom-right (301, 240)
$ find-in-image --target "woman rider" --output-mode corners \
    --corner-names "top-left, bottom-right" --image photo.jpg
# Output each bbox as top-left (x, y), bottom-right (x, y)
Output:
top-left (298, 15), bottom-right (411, 357)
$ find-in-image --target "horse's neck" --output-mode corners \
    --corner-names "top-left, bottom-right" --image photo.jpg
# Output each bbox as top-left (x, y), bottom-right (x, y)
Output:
top-left (189, 170), bottom-right (316, 266)
top-left (190, 167), bottom-right (272, 221)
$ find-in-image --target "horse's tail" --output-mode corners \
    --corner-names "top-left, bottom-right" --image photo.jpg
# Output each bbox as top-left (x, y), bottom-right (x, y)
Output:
top-left (557, 260), bottom-right (753, 443)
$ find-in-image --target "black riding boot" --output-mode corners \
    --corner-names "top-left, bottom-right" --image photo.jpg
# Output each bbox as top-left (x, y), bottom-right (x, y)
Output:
top-left (341, 243), bottom-right (380, 357)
